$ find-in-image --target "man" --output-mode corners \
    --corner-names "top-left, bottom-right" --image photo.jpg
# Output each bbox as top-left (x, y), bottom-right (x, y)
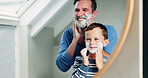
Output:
top-left (56, 0), bottom-right (117, 73)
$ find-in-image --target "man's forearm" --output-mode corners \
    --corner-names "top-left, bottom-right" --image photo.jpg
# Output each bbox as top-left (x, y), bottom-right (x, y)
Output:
top-left (67, 39), bottom-right (78, 58)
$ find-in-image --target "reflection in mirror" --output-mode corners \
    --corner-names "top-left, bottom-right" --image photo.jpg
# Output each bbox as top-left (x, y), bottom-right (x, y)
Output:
top-left (54, 0), bottom-right (126, 78)
top-left (28, 0), bottom-right (127, 78)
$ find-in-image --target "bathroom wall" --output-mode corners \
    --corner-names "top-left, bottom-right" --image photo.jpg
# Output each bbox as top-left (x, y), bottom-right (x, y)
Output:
top-left (0, 25), bottom-right (15, 78)
top-left (28, 27), bottom-right (54, 78)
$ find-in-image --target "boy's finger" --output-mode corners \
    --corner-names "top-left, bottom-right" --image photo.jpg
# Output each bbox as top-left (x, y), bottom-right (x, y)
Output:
top-left (96, 48), bottom-right (101, 54)
top-left (81, 48), bottom-right (88, 56)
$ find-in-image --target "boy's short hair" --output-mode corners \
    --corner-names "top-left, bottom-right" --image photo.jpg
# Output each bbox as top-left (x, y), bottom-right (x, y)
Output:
top-left (73, 0), bottom-right (97, 12)
top-left (85, 23), bottom-right (108, 39)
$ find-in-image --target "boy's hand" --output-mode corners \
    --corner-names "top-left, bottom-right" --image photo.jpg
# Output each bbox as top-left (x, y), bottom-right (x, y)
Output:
top-left (80, 48), bottom-right (89, 66)
top-left (96, 48), bottom-right (103, 70)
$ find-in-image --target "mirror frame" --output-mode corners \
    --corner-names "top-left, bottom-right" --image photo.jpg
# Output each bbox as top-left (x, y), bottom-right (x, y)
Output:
top-left (94, 0), bottom-right (135, 77)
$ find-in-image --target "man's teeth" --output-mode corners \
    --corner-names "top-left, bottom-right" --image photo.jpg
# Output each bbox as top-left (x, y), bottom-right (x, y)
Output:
top-left (79, 19), bottom-right (84, 21)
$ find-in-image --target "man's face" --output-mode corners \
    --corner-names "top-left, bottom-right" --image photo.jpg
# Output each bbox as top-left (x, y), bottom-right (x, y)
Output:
top-left (74, 1), bottom-right (94, 28)
top-left (85, 28), bottom-right (105, 54)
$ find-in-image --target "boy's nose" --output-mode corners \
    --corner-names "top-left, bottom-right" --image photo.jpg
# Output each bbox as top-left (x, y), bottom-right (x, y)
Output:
top-left (90, 40), bottom-right (95, 45)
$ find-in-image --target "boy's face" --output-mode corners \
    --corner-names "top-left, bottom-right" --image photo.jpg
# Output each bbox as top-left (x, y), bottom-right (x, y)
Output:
top-left (85, 27), bottom-right (109, 54)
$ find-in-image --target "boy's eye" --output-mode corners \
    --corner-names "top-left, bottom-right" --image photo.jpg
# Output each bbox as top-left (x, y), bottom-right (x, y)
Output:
top-left (86, 38), bottom-right (91, 41)
top-left (95, 38), bottom-right (99, 40)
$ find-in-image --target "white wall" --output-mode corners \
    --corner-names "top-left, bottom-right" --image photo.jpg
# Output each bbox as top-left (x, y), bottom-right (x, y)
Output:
top-left (95, 0), bottom-right (126, 38)
top-left (0, 25), bottom-right (15, 78)
top-left (28, 27), bottom-right (54, 78)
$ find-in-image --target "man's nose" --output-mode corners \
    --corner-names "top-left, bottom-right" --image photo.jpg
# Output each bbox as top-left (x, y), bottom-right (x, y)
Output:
top-left (78, 10), bottom-right (84, 16)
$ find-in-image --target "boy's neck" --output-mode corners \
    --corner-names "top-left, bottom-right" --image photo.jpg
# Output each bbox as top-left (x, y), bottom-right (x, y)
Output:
top-left (88, 52), bottom-right (99, 59)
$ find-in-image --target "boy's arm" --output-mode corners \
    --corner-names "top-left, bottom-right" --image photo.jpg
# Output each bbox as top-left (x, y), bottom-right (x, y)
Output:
top-left (96, 49), bottom-right (104, 70)
top-left (81, 48), bottom-right (89, 66)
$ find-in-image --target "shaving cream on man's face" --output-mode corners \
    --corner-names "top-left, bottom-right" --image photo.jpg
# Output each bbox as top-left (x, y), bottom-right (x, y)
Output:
top-left (74, 14), bottom-right (93, 28)
top-left (86, 42), bottom-right (103, 54)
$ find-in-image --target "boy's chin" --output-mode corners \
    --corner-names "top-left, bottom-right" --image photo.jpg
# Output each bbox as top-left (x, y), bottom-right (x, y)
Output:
top-left (89, 51), bottom-right (97, 54)
top-left (89, 49), bottom-right (97, 54)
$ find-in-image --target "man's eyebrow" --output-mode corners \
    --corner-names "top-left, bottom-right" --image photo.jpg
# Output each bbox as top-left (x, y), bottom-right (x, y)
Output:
top-left (82, 8), bottom-right (89, 10)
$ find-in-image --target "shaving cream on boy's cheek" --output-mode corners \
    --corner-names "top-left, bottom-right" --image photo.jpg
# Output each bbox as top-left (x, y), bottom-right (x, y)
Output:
top-left (74, 14), bottom-right (93, 28)
top-left (97, 43), bottom-right (103, 50)
top-left (86, 42), bottom-right (103, 54)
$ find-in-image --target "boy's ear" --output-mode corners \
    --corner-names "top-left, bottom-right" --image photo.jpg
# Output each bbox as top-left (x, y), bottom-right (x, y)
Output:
top-left (84, 40), bottom-right (86, 43)
top-left (103, 39), bottom-right (109, 47)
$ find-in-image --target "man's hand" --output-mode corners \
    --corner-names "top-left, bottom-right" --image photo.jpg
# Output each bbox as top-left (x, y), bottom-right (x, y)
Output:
top-left (73, 19), bottom-right (81, 41)
top-left (80, 48), bottom-right (89, 66)
top-left (95, 48), bottom-right (103, 70)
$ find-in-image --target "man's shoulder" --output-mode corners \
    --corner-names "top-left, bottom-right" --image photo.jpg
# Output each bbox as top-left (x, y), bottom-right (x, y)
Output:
top-left (63, 28), bottom-right (73, 37)
top-left (64, 28), bottom-right (73, 33)
top-left (104, 25), bottom-right (114, 29)
top-left (103, 25), bottom-right (116, 31)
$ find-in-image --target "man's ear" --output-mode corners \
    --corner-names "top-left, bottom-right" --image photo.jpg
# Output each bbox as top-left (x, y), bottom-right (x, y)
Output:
top-left (103, 39), bottom-right (109, 47)
top-left (92, 10), bottom-right (97, 19)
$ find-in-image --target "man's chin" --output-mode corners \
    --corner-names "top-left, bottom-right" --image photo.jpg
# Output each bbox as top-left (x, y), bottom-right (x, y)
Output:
top-left (77, 25), bottom-right (86, 28)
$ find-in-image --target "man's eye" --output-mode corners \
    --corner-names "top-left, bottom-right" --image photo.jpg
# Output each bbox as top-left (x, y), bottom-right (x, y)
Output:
top-left (83, 8), bottom-right (88, 11)
top-left (83, 9), bottom-right (87, 11)
top-left (75, 9), bottom-right (79, 12)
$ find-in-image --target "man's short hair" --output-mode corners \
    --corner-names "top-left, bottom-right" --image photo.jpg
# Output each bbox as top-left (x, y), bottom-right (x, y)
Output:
top-left (85, 23), bottom-right (108, 39)
top-left (73, 0), bottom-right (97, 12)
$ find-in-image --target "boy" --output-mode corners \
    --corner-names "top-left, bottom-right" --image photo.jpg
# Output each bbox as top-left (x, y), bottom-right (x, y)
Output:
top-left (72, 23), bottom-right (109, 78)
